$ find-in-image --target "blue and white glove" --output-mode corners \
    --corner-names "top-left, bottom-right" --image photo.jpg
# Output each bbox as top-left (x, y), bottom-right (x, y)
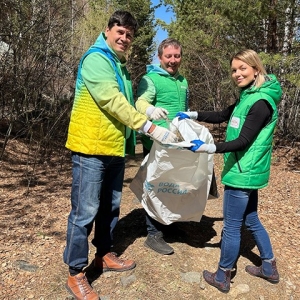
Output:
top-left (189, 139), bottom-right (216, 154)
top-left (176, 111), bottom-right (198, 120)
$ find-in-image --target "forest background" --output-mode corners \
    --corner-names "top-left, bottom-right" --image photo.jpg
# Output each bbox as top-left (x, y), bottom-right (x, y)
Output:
top-left (0, 1), bottom-right (300, 299)
top-left (0, 0), bottom-right (300, 158)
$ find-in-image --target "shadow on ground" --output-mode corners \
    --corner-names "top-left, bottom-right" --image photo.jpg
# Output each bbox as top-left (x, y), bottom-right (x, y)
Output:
top-left (84, 207), bottom-right (262, 285)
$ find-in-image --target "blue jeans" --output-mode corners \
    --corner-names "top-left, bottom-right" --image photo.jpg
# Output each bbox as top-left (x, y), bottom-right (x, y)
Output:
top-left (219, 186), bottom-right (274, 269)
top-left (146, 214), bottom-right (163, 235)
top-left (63, 153), bottom-right (125, 271)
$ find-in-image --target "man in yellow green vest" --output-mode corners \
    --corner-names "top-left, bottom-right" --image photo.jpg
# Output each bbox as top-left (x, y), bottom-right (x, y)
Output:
top-left (63, 11), bottom-right (178, 300)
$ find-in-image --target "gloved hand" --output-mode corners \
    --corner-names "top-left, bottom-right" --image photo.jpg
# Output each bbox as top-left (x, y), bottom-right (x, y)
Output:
top-left (147, 124), bottom-right (178, 144)
top-left (189, 139), bottom-right (216, 154)
top-left (176, 111), bottom-right (198, 120)
top-left (146, 106), bottom-right (169, 120)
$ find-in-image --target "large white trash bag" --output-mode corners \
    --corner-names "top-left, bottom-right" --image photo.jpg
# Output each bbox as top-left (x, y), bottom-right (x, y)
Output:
top-left (130, 118), bottom-right (214, 225)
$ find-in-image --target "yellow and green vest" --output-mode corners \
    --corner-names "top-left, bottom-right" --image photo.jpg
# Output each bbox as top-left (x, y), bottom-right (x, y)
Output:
top-left (65, 33), bottom-right (143, 156)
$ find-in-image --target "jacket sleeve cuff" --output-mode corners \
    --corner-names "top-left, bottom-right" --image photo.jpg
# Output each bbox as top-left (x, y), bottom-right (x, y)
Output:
top-left (139, 120), bottom-right (152, 133)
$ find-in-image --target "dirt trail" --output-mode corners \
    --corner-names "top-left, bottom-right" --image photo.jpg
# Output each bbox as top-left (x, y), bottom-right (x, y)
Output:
top-left (0, 139), bottom-right (299, 299)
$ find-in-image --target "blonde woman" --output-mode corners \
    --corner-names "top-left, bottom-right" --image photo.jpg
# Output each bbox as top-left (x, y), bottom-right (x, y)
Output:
top-left (177, 49), bottom-right (281, 293)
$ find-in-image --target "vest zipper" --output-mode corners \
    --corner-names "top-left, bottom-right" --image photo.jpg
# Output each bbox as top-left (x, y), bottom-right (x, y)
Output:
top-left (235, 152), bottom-right (243, 173)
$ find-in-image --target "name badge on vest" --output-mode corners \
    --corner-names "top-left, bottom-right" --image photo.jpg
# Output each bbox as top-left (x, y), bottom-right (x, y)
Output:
top-left (230, 116), bottom-right (240, 129)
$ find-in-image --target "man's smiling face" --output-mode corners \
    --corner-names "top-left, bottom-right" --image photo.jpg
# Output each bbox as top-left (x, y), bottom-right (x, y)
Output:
top-left (158, 45), bottom-right (182, 75)
top-left (105, 24), bottom-right (134, 59)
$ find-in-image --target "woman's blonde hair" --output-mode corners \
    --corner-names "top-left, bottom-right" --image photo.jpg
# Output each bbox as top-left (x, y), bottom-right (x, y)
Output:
top-left (230, 49), bottom-right (267, 88)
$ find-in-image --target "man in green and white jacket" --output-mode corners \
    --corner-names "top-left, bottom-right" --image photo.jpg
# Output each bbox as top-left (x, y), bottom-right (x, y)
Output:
top-left (135, 38), bottom-right (189, 256)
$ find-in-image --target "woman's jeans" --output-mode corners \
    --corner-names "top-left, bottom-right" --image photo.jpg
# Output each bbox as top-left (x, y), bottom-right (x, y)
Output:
top-left (219, 186), bottom-right (274, 269)
top-left (63, 153), bottom-right (125, 271)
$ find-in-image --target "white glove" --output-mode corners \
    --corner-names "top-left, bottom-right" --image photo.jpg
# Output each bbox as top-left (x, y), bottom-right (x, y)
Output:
top-left (146, 106), bottom-right (169, 120)
top-left (196, 144), bottom-right (216, 154)
top-left (147, 124), bottom-right (178, 144)
top-left (190, 140), bottom-right (216, 153)
top-left (176, 111), bottom-right (198, 120)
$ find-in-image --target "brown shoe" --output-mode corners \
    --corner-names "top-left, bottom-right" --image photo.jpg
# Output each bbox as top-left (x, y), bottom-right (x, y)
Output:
top-left (203, 269), bottom-right (231, 293)
top-left (245, 259), bottom-right (279, 283)
top-left (66, 273), bottom-right (99, 300)
top-left (94, 252), bottom-right (136, 272)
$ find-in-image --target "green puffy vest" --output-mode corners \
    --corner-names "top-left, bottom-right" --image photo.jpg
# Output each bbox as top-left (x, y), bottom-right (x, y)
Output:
top-left (141, 72), bottom-right (188, 150)
top-left (221, 75), bottom-right (282, 189)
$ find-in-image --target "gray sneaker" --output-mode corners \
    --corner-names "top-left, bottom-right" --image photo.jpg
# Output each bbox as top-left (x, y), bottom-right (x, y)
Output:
top-left (144, 232), bottom-right (174, 255)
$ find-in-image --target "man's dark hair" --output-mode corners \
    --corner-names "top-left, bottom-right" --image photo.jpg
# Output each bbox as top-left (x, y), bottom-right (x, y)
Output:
top-left (107, 10), bottom-right (138, 34)
top-left (158, 38), bottom-right (182, 57)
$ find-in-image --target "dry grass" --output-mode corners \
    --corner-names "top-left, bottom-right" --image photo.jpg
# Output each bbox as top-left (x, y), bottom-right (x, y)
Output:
top-left (0, 135), bottom-right (299, 300)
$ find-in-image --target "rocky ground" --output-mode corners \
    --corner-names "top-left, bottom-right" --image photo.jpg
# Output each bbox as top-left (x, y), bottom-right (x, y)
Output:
top-left (0, 135), bottom-right (299, 300)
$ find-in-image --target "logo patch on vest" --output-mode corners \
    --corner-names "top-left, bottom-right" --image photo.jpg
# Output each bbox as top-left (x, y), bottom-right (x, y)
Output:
top-left (230, 116), bottom-right (240, 128)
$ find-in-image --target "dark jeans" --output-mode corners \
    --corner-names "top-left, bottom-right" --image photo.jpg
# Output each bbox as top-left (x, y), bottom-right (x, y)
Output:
top-left (63, 153), bottom-right (125, 271)
top-left (145, 214), bottom-right (164, 235)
